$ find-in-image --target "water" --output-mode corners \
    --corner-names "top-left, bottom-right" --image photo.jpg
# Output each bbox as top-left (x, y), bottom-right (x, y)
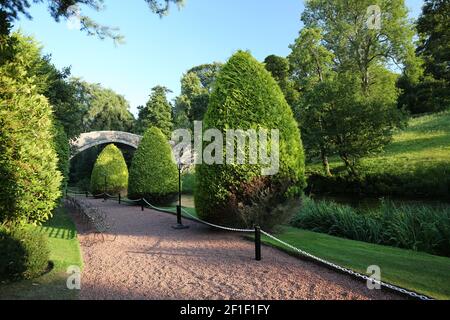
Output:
top-left (177, 193), bottom-right (450, 212)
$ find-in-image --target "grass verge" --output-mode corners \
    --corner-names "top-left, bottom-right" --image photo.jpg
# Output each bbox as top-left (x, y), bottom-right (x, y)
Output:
top-left (259, 226), bottom-right (450, 300)
top-left (0, 205), bottom-right (83, 300)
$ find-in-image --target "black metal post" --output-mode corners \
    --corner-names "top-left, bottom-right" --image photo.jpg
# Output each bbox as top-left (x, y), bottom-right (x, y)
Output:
top-left (255, 226), bottom-right (261, 261)
top-left (141, 199), bottom-right (144, 211)
top-left (104, 175), bottom-right (107, 202)
top-left (118, 194), bottom-right (121, 204)
top-left (85, 191), bottom-right (88, 198)
top-left (172, 163), bottom-right (189, 230)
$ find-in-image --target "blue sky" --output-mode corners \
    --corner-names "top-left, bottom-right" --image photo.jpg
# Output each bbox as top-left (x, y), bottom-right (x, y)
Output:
top-left (15, 0), bottom-right (424, 116)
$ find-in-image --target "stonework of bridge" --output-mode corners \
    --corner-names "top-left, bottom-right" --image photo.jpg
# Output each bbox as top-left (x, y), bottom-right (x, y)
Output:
top-left (70, 131), bottom-right (143, 159)
top-left (70, 131), bottom-right (194, 167)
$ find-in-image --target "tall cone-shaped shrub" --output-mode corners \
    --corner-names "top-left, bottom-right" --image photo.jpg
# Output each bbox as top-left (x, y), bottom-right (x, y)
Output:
top-left (90, 144), bottom-right (129, 195)
top-left (0, 34), bottom-right (62, 225)
top-left (195, 51), bottom-right (306, 229)
top-left (128, 127), bottom-right (178, 204)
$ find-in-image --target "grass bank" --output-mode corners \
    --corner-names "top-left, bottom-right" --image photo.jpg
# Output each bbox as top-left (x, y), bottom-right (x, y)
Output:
top-left (260, 226), bottom-right (450, 300)
top-left (0, 206), bottom-right (83, 300)
top-left (307, 110), bottom-right (450, 199)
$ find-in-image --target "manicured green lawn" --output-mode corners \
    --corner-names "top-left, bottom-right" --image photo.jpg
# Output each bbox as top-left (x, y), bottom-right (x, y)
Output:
top-left (260, 226), bottom-right (450, 300)
top-left (307, 110), bottom-right (450, 198)
top-left (0, 206), bottom-right (83, 300)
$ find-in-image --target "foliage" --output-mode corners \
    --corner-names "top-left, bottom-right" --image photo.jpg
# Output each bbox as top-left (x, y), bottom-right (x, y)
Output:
top-left (301, 0), bottom-right (418, 93)
top-left (0, 32), bottom-right (62, 225)
top-left (306, 110), bottom-right (450, 199)
top-left (0, 207), bottom-right (83, 299)
top-left (128, 127), bottom-right (178, 204)
top-left (0, 0), bottom-right (184, 41)
top-left (90, 144), bottom-right (129, 195)
top-left (195, 51), bottom-right (306, 229)
top-left (135, 85), bottom-right (173, 138)
top-left (291, 197), bottom-right (450, 257)
top-left (399, 0), bottom-right (450, 115)
top-left (78, 81), bottom-right (135, 133)
top-left (173, 63), bottom-right (222, 130)
top-left (263, 54), bottom-right (299, 107)
top-left (0, 224), bottom-right (50, 282)
top-left (416, 0), bottom-right (450, 83)
top-left (53, 121), bottom-right (70, 194)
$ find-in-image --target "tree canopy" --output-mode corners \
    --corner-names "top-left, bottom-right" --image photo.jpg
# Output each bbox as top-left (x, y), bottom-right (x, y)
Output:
top-left (0, 0), bottom-right (184, 41)
top-left (135, 85), bottom-right (173, 138)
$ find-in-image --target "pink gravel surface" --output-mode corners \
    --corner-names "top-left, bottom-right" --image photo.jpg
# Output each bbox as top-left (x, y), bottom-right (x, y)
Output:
top-left (72, 197), bottom-right (403, 300)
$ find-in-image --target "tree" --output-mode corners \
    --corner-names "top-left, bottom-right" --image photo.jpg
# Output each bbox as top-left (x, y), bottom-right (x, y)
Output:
top-left (90, 144), bottom-right (128, 195)
top-left (0, 0), bottom-right (184, 40)
top-left (195, 51), bottom-right (306, 229)
top-left (417, 0), bottom-right (450, 82)
top-left (302, 72), bottom-right (403, 177)
top-left (301, 0), bottom-right (418, 93)
top-left (53, 121), bottom-right (70, 194)
top-left (173, 63), bottom-right (222, 130)
top-left (289, 28), bottom-right (336, 176)
top-left (398, 0), bottom-right (450, 115)
top-left (135, 85), bottom-right (173, 138)
top-left (0, 32), bottom-right (62, 225)
top-left (186, 62), bottom-right (222, 91)
top-left (128, 127), bottom-right (178, 204)
top-left (78, 81), bottom-right (135, 132)
top-left (263, 55), bottom-right (299, 107)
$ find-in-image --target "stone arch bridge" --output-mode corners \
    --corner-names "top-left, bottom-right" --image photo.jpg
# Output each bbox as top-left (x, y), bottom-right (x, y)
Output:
top-left (70, 131), bottom-right (142, 160)
top-left (70, 131), bottom-right (193, 166)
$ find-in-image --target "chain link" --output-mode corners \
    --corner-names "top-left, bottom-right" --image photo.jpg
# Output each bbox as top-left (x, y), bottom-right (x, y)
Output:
top-left (260, 230), bottom-right (433, 301)
top-left (181, 208), bottom-right (254, 233)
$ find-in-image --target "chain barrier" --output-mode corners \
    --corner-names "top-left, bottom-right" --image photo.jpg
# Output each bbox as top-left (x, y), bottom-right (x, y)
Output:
top-left (181, 207), bottom-right (254, 233)
top-left (260, 230), bottom-right (433, 301)
top-left (65, 190), bottom-right (434, 300)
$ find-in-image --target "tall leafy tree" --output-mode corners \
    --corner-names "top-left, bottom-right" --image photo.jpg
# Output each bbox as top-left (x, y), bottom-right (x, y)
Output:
top-left (81, 82), bottom-right (135, 132)
top-left (173, 72), bottom-right (209, 130)
top-left (289, 28), bottom-right (336, 176)
top-left (302, 0), bottom-right (418, 93)
top-left (136, 85), bottom-right (173, 138)
top-left (263, 54), bottom-right (299, 107)
top-left (417, 0), bottom-right (450, 82)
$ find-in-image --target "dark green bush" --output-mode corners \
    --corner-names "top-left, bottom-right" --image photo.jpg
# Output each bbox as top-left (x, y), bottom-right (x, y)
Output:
top-left (0, 33), bottom-right (62, 225)
top-left (90, 144), bottom-right (129, 195)
top-left (195, 51), bottom-right (306, 229)
top-left (292, 197), bottom-right (450, 257)
top-left (53, 122), bottom-right (70, 194)
top-left (0, 225), bottom-right (50, 282)
top-left (128, 127), bottom-right (178, 204)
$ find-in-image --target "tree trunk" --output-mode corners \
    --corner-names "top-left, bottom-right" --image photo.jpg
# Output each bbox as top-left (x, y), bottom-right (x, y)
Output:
top-left (340, 154), bottom-right (358, 178)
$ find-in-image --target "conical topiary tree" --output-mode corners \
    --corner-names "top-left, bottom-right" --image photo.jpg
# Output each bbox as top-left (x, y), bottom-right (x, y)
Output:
top-left (194, 51), bottom-right (306, 229)
top-left (128, 127), bottom-right (178, 204)
top-left (0, 34), bottom-right (62, 225)
top-left (90, 144), bottom-right (129, 196)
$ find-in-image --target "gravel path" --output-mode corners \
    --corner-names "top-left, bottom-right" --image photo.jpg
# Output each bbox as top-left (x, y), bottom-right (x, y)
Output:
top-left (72, 197), bottom-right (402, 300)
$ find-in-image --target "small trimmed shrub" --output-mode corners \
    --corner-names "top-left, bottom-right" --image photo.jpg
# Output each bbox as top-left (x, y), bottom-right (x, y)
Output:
top-left (195, 51), bottom-right (306, 229)
top-left (90, 144), bottom-right (129, 195)
top-left (0, 224), bottom-right (50, 282)
top-left (128, 127), bottom-right (178, 204)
